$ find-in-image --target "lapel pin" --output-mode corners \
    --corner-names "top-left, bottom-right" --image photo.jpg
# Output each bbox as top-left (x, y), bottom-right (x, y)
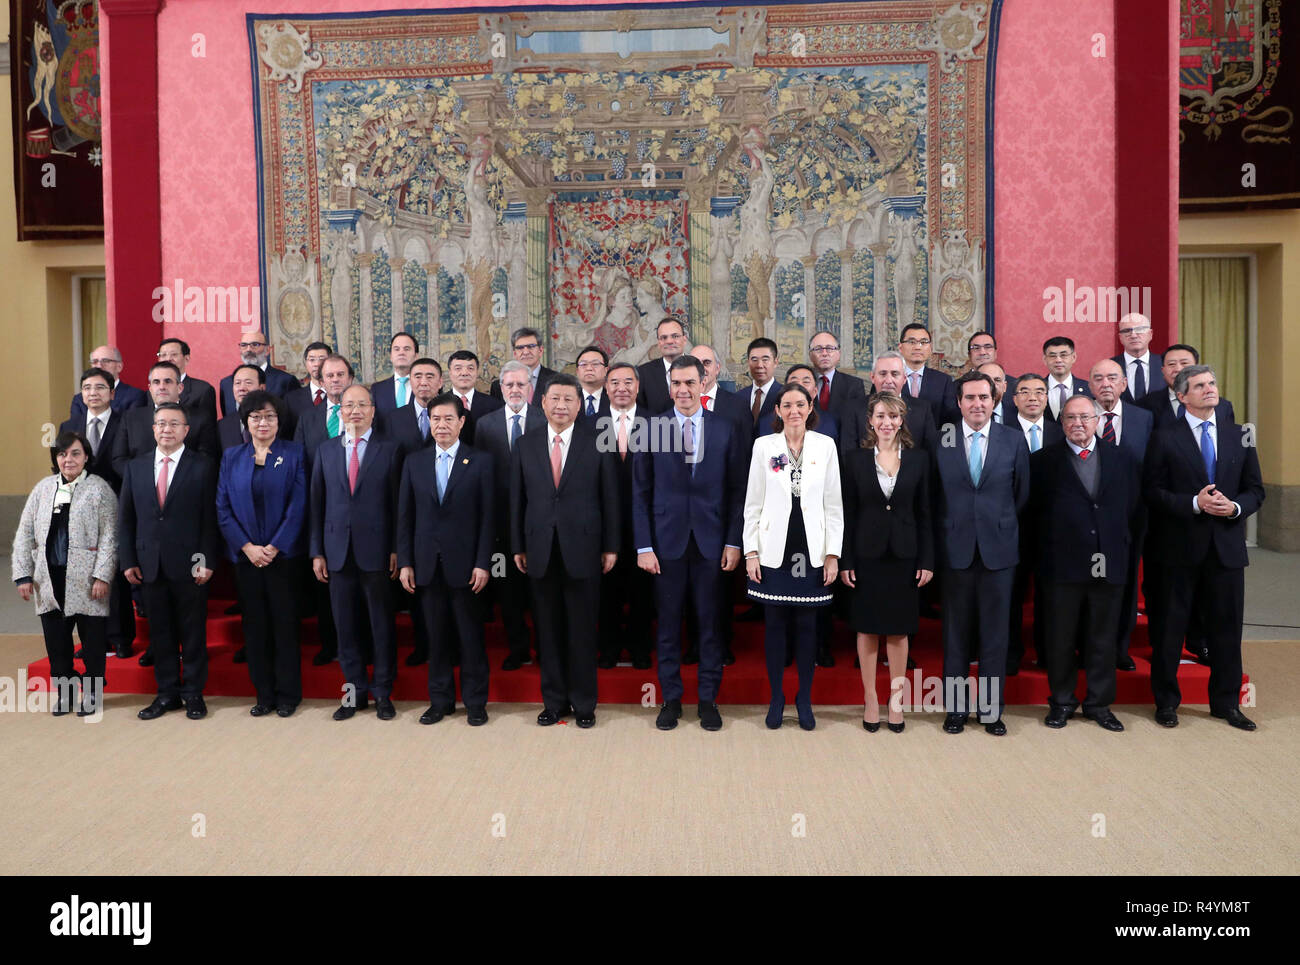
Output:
top-left (273, 456), bottom-right (283, 469)
top-left (462, 458), bottom-right (469, 465)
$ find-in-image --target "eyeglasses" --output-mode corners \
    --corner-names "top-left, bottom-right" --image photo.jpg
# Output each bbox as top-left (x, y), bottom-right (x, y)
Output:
top-left (238, 341), bottom-right (267, 349)
top-left (1062, 414), bottom-right (1098, 424)
top-left (340, 402), bottom-right (373, 412)
top-left (247, 413), bottom-right (279, 424)
top-left (900, 338), bottom-right (931, 346)
top-left (969, 343), bottom-right (996, 352)
top-left (810, 345), bottom-right (839, 353)
top-left (1118, 326), bottom-right (1150, 336)
top-left (576, 360), bottom-right (606, 368)
top-left (89, 356), bottom-right (119, 366)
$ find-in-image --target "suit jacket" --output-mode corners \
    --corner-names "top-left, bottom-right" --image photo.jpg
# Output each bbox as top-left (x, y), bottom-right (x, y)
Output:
top-left (840, 445), bottom-right (934, 571)
top-left (577, 389), bottom-right (611, 427)
top-left (179, 375), bottom-right (218, 424)
top-left (736, 380), bottom-right (782, 439)
top-left (397, 443), bottom-right (496, 586)
top-left (1102, 401), bottom-right (1154, 469)
top-left (371, 375), bottom-right (403, 413)
top-left (842, 391), bottom-right (938, 455)
top-left (1112, 351), bottom-right (1164, 404)
top-left (475, 404), bottom-right (546, 537)
top-left (450, 390), bottom-right (504, 446)
top-left (631, 409), bottom-right (747, 561)
top-left (217, 414), bottom-right (246, 450)
top-left (294, 401), bottom-right (390, 471)
top-left (742, 431), bottom-right (843, 568)
top-left (310, 434), bottom-right (402, 572)
top-left (111, 403), bottom-right (219, 481)
top-left (60, 410), bottom-right (126, 493)
top-left (215, 439), bottom-right (307, 562)
top-left (118, 448), bottom-right (220, 582)
top-left (384, 400), bottom-right (435, 457)
top-left (285, 383), bottom-right (321, 425)
top-left (932, 420), bottom-right (1030, 571)
top-left (636, 359), bottom-right (674, 415)
top-left (220, 365), bottom-right (296, 417)
top-left (815, 369), bottom-right (868, 423)
top-left (1044, 375), bottom-right (1094, 422)
top-left (491, 365), bottom-right (557, 403)
top-left (902, 366), bottom-right (957, 427)
top-left (1141, 389), bottom-right (1236, 433)
top-left (1144, 416), bottom-right (1264, 569)
top-left (510, 420), bottom-right (620, 580)
top-left (1030, 440), bottom-right (1140, 584)
top-left (1011, 415), bottom-right (1064, 452)
top-left (69, 381), bottom-right (148, 419)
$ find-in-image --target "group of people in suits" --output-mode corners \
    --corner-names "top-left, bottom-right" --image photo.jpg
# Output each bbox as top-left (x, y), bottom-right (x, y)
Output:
top-left (12, 311), bottom-right (1263, 734)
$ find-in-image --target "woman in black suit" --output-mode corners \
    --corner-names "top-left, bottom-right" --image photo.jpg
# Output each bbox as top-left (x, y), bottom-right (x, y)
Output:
top-left (840, 393), bottom-right (934, 733)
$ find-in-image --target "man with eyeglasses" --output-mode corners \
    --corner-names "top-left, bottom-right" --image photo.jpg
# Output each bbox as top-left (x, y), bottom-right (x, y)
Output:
top-left (156, 338), bottom-right (218, 425)
top-left (285, 341), bottom-right (334, 425)
top-left (1031, 395), bottom-right (1141, 732)
top-left (575, 344), bottom-right (610, 423)
top-left (807, 331), bottom-right (866, 422)
top-left (963, 331), bottom-right (1017, 398)
top-left (490, 327), bottom-right (557, 403)
top-left (637, 317), bottom-right (690, 414)
top-left (113, 361), bottom-right (220, 483)
top-left (371, 331), bottom-right (421, 413)
top-left (1136, 343), bottom-right (1236, 432)
top-left (898, 323), bottom-right (957, 427)
top-left (1111, 312), bottom-right (1163, 404)
top-left (219, 330), bottom-right (296, 418)
top-left (69, 345), bottom-right (146, 417)
top-left (1041, 336), bottom-right (1093, 422)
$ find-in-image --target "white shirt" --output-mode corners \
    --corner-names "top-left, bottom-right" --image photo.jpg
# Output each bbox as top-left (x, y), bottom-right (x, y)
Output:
top-left (1098, 399), bottom-right (1124, 444)
top-left (308, 380), bottom-right (326, 400)
top-left (85, 408), bottom-right (112, 447)
top-left (1167, 387), bottom-right (1180, 415)
top-left (1122, 351), bottom-right (1152, 392)
top-left (874, 446), bottom-right (901, 500)
top-left (1066, 437), bottom-right (1097, 458)
top-left (547, 422), bottom-right (575, 474)
top-left (456, 387), bottom-right (479, 410)
top-left (1185, 411), bottom-right (1240, 517)
top-left (904, 363), bottom-right (926, 394)
top-left (343, 427), bottom-right (373, 468)
top-left (611, 404), bottom-right (638, 425)
top-left (434, 438), bottom-right (461, 483)
top-left (582, 387), bottom-right (604, 412)
top-left (153, 445), bottom-right (185, 495)
top-left (1017, 414), bottom-right (1047, 451)
top-left (1046, 375), bottom-right (1075, 418)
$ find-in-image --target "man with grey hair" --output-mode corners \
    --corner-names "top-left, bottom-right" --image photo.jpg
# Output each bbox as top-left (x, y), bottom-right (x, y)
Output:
top-left (1144, 364), bottom-right (1264, 730)
top-left (807, 330), bottom-right (866, 421)
top-left (490, 327), bottom-right (556, 403)
top-left (69, 345), bottom-right (147, 416)
top-left (841, 351), bottom-right (938, 453)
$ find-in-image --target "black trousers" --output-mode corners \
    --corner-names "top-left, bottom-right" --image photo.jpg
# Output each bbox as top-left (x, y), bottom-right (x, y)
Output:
top-left (235, 558), bottom-right (301, 706)
top-left (655, 535), bottom-right (723, 702)
top-left (107, 571), bottom-right (136, 651)
top-left (530, 536), bottom-right (599, 716)
top-left (296, 557), bottom-right (337, 657)
top-left (941, 557), bottom-right (1013, 721)
top-left (1149, 552), bottom-right (1245, 715)
top-left (1114, 515), bottom-right (1147, 662)
top-left (764, 604), bottom-right (816, 704)
top-left (40, 609), bottom-right (108, 686)
top-left (418, 562), bottom-right (489, 710)
top-left (330, 555), bottom-right (396, 700)
top-left (496, 538), bottom-right (535, 660)
top-left (1043, 580), bottom-right (1122, 714)
top-left (599, 549), bottom-right (652, 663)
top-left (142, 576), bottom-right (209, 700)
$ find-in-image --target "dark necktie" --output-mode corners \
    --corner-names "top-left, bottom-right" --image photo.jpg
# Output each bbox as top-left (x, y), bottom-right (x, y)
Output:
top-left (1176, 402), bottom-right (1186, 420)
top-left (1101, 411), bottom-right (1116, 444)
top-left (586, 395), bottom-right (596, 417)
top-left (510, 413), bottom-right (522, 448)
top-left (1133, 360), bottom-right (1146, 399)
top-left (819, 376), bottom-right (830, 410)
top-left (751, 387), bottom-right (762, 423)
top-left (314, 387), bottom-right (324, 405)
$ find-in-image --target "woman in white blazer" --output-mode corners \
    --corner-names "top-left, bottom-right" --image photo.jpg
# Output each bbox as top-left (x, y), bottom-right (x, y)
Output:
top-left (744, 383), bottom-right (842, 731)
top-left (11, 431), bottom-right (118, 716)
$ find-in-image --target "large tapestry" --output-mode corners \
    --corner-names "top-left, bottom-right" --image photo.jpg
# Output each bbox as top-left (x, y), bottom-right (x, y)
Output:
top-left (9, 0), bottom-right (104, 240)
top-left (1180, 0), bottom-right (1300, 210)
top-left (249, 2), bottom-right (1000, 384)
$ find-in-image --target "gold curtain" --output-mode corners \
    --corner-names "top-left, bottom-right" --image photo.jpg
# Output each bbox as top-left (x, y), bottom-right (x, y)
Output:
top-left (80, 277), bottom-right (109, 357)
top-left (1177, 257), bottom-right (1247, 409)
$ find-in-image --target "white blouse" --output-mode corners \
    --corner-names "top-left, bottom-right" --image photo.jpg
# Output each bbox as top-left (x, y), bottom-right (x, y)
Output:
top-left (874, 446), bottom-right (902, 500)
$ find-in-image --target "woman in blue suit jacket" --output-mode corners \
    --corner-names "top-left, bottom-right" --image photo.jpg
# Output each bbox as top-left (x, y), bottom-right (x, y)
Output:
top-left (216, 390), bottom-right (307, 717)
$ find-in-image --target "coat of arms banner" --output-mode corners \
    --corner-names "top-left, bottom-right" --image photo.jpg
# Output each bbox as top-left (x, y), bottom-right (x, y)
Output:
top-left (249, 1), bottom-right (1000, 384)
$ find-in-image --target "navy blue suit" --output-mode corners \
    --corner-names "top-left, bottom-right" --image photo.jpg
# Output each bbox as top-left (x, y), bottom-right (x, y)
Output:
top-left (902, 366), bottom-right (957, 428)
top-left (112, 404), bottom-right (220, 481)
top-left (310, 434), bottom-right (402, 701)
top-left (179, 376), bottom-right (218, 425)
top-left (632, 409), bottom-right (747, 703)
top-left (70, 381), bottom-right (147, 419)
top-left (736, 380), bottom-right (781, 439)
top-left (215, 441), bottom-right (307, 561)
top-left (1112, 352), bottom-right (1164, 404)
top-left (933, 421), bottom-right (1030, 720)
top-left (1044, 375), bottom-right (1094, 422)
top-left (370, 375), bottom-right (402, 413)
top-left (1099, 401), bottom-right (1154, 662)
top-left (398, 443), bottom-right (496, 710)
top-left (220, 366), bottom-right (296, 417)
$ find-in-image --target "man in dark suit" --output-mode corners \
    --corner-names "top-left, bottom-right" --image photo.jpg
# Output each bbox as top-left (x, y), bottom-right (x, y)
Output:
top-left (977, 363), bottom-right (1014, 428)
top-left (1089, 358), bottom-right (1154, 670)
top-left (112, 362), bottom-right (220, 482)
top-left (510, 374), bottom-right (620, 728)
top-left (118, 403), bottom-right (219, 720)
top-left (399, 394), bottom-right (495, 726)
top-left (1032, 395), bottom-right (1142, 731)
top-left (1042, 336), bottom-right (1093, 422)
top-left (219, 330), bottom-right (296, 417)
top-left (636, 317), bottom-right (690, 414)
top-left (737, 337), bottom-right (781, 436)
top-left (490, 327), bottom-right (556, 403)
top-left (1138, 344), bottom-right (1236, 431)
top-left (633, 356), bottom-right (746, 731)
top-left (285, 341), bottom-right (333, 425)
top-left (156, 338), bottom-right (218, 425)
top-left (692, 344), bottom-right (750, 437)
top-left (218, 364), bottom-right (265, 450)
top-left (371, 331), bottom-right (420, 413)
top-left (842, 351), bottom-right (938, 454)
top-left (807, 330), bottom-right (867, 423)
top-left (899, 323), bottom-right (957, 427)
top-left (1144, 365), bottom-right (1264, 731)
top-left (446, 349), bottom-right (503, 444)
top-left (476, 361), bottom-right (545, 669)
top-left (576, 345), bottom-right (610, 422)
top-left (383, 357), bottom-right (443, 457)
top-left (61, 367), bottom-right (134, 659)
top-left (933, 372), bottom-right (1030, 735)
top-left (960, 332), bottom-right (1017, 399)
top-left (311, 384), bottom-right (402, 721)
top-left (1112, 312), bottom-right (1163, 404)
top-left (69, 345), bottom-right (147, 418)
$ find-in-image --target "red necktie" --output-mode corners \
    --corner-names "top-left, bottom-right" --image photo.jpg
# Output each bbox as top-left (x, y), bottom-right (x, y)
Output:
top-left (819, 375), bottom-right (830, 410)
top-left (1101, 412), bottom-right (1116, 443)
top-left (156, 455), bottom-right (170, 507)
top-left (460, 393), bottom-right (471, 412)
top-left (1078, 449), bottom-right (1091, 461)
top-left (348, 439), bottom-right (360, 492)
top-left (550, 434), bottom-right (563, 487)
top-left (701, 395), bottom-right (711, 411)
top-left (314, 388), bottom-right (324, 406)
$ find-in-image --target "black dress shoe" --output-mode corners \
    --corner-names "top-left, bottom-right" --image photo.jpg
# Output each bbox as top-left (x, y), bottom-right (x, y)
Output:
top-left (77, 695), bottom-right (99, 718)
top-left (113, 643), bottom-right (132, 659)
top-left (184, 696), bottom-right (207, 720)
top-left (466, 706), bottom-right (488, 726)
top-left (1155, 707), bottom-right (1179, 728)
top-left (375, 698), bottom-right (396, 720)
top-left (631, 654), bottom-right (652, 670)
top-left (276, 703), bottom-right (296, 718)
top-left (656, 699), bottom-right (682, 730)
top-left (862, 719), bottom-right (880, 733)
top-left (232, 646), bottom-right (247, 664)
top-left (419, 705), bottom-right (448, 725)
top-left (501, 653), bottom-right (525, 671)
top-left (1045, 706), bottom-right (1070, 728)
top-left (138, 651), bottom-right (155, 668)
top-left (596, 654), bottom-right (616, 670)
top-left (138, 696), bottom-right (181, 720)
top-left (722, 648), bottom-right (736, 667)
top-left (984, 718), bottom-right (1007, 736)
top-left (795, 699), bottom-right (815, 731)
top-left (1116, 656), bottom-right (1136, 672)
top-left (405, 650), bottom-right (428, 667)
top-left (942, 713), bottom-right (967, 734)
top-left (312, 650), bottom-right (336, 666)
top-left (575, 712), bottom-right (595, 728)
top-left (1211, 708), bottom-right (1257, 731)
top-left (887, 720), bottom-right (905, 734)
top-left (682, 648), bottom-right (700, 666)
top-left (816, 647), bottom-right (834, 669)
top-left (333, 703), bottom-right (358, 721)
top-left (53, 693), bottom-right (74, 717)
top-left (698, 701), bottom-right (722, 731)
top-left (766, 699), bottom-right (785, 729)
top-left (537, 708), bottom-right (562, 726)
top-left (250, 703), bottom-right (274, 717)
top-left (1084, 709), bottom-right (1124, 732)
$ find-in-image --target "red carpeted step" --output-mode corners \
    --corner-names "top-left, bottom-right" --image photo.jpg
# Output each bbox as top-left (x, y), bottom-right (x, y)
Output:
top-left (23, 600), bottom-right (1244, 706)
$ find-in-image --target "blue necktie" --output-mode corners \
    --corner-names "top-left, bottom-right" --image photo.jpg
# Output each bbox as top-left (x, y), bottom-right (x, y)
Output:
top-left (1176, 402), bottom-right (1186, 420)
top-left (436, 451), bottom-right (450, 501)
top-left (417, 406), bottom-right (429, 439)
top-left (968, 430), bottom-right (983, 485)
top-left (510, 413), bottom-right (522, 448)
top-left (396, 377), bottom-right (408, 408)
top-left (586, 395), bottom-right (596, 417)
top-left (1200, 421), bottom-right (1216, 482)
top-left (1029, 424), bottom-right (1041, 453)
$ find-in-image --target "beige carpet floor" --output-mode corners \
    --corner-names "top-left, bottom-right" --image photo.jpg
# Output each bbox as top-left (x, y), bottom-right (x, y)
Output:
top-left (1, 634), bottom-right (1296, 875)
